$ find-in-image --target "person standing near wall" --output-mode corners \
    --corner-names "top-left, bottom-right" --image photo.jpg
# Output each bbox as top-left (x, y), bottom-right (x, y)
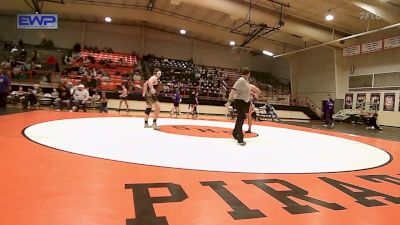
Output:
top-left (170, 88), bottom-right (181, 117)
top-left (99, 92), bottom-right (108, 113)
top-left (323, 97), bottom-right (335, 128)
top-left (226, 67), bottom-right (252, 146)
top-left (0, 69), bottom-right (11, 109)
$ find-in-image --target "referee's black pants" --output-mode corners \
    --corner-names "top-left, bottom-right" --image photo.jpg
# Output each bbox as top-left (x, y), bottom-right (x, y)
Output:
top-left (232, 99), bottom-right (250, 142)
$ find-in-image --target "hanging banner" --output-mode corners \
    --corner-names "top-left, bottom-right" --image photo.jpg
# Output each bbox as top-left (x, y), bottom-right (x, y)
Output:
top-left (344, 93), bottom-right (353, 109)
top-left (344, 35), bottom-right (400, 57)
top-left (383, 93), bottom-right (395, 111)
top-left (361, 40), bottom-right (383, 54)
top-left (356, 93), bottom-right (366, 109)
top-left (370, 93), bottom-right (381, 111)
top-left (384, 36), bottom-right (400, 50)
top-left (343, 45), bottom-right (361, 57)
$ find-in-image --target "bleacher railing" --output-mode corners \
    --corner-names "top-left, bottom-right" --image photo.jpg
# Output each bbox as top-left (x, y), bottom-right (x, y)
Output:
top-left (290, 96), bottom-right (322, 118)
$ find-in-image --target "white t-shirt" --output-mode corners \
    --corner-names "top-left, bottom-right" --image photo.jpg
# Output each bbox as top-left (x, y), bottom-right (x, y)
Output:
top-left (233, 76), bottom-right (250, 102)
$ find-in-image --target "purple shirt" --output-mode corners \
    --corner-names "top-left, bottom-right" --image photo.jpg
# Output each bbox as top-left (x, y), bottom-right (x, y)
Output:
top-left (0, 74), bottom-right (11, 93)
top-left (173, 92), bottom-right (181, 104)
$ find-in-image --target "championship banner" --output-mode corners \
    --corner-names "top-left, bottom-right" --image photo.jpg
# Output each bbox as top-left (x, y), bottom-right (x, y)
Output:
top-left (361, 40), bottom-right (383, 54)
top-left (370, 93), bottom-right (381, 111)
top-left (384, 36), bottom-right (400, 50)
top-left (383, 93), bottom-right (395, 111)
top-left (343, 45), bottom-right (361, 57)
top-left (344, 93), bottom-right (353, 109)
top-left (356, 93), bottom-right (366, 109)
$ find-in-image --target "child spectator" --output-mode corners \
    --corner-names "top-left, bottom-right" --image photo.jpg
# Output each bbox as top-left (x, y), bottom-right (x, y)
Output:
top-left (99, 92), bottom-right (108, 113)
top-left (91, 91), bottom-right (100, 107)
top-left (170, 89), bottom-right (181, 117)
top-left (51, 88), bottom-right (59, 106)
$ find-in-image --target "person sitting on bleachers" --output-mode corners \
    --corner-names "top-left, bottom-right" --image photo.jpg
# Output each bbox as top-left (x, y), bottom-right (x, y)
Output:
top-left (86, 75), bottom-right (98, 91)
top-left (72, 84), bottom-right (90, 112)
top-left (78, 66), bottom-right (87, 76)
top-left (55, 85), bottom-right (72, 112)
top-left (13, 64), bottom-right (23, 77)
top-left (7, 86), bottom-right (24, 104)
top-left (0, 59), bottom-right (11, 68)
top-left (83, 57), bottom-right (90, 65)
top-left (51, 88), bottom-right (59, 106)
top-left (22, 84), bottom-right (39, 110)
top-left (264, 102), bottom-right (281, 122)
top-left (91, 91), bottom-right (100, 107)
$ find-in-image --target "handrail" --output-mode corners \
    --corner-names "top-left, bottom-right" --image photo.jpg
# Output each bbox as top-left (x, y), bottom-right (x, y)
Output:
top-left (290, 96), bottom-right (323, 118)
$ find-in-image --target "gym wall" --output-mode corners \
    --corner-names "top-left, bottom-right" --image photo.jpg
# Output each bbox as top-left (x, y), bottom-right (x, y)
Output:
top-left (0, 15), bottom-right (290, 79)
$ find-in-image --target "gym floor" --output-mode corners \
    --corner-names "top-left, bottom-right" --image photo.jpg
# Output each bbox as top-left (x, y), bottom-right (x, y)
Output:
top-left (0, 108), bottom-right (399, 225)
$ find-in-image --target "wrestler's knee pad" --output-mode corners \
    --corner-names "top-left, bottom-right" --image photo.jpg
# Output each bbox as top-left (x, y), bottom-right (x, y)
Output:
top-left (145, 108), bottom-right (152, 115)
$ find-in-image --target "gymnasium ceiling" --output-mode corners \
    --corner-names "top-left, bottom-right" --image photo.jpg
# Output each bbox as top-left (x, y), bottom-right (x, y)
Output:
top-left (0, 0), bottom-right (399, 55)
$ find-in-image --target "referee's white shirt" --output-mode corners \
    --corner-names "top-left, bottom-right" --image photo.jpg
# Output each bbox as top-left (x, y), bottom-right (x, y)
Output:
top-left (233, 76), bottom-right (251, 103)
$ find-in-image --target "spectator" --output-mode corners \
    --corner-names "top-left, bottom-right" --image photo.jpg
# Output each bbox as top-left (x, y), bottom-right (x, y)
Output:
top-left (86, 75), bottom-right (97, 91)
top-left (9, 86), bottom-right (26, 104)
top-left (24, 58), bottom-right (32, 71)
top-left (55, 85), bottom-right (72, 112)
top-left (20, 48), bottom-right (27, 60)
top-left (0, 69), bottom-right (11, 109)
top-left (72, 84), bottom-right (90, 112)
top-left (323, 98), bottom-right (335, 128)
top-left (170, 89), bottom-right (181, 117)
top-left (47, 55), bottom-right (57, 71)
top-left (1, 59), bottom-right (11, 68)
top-left (10, 45), bottom-right (18, 53)
top-left (22, 85), bottom-right (39, 110)
top-left (91, 91), bottom-right (100, 107)
top-left (366, 113), bottom-right (382, 130)
top-left (31, 49), bottom-right (39, 63)
top-left (51, 88), bottom-right (59, 106)
top-left (264, 102), bottom-right (281, 122)
top-left (99, 92), bottom-right (108, 113)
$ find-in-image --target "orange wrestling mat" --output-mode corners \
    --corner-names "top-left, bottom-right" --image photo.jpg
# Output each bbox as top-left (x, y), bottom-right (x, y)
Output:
top-left (0, 111), bottom-right (399, 225)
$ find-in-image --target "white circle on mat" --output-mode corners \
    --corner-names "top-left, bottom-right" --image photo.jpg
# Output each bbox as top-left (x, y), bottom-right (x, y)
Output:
top-left (24, 117), bottom-right (391, 173)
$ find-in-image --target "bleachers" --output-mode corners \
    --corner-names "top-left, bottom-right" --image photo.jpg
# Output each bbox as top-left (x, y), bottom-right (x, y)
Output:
top-left (147, 56), bottom-right (226, 99)
top-left (80, 51), bottom-right (137, 65)
top-left (62, 51), bottom-right (141, 93)
top-left (6, 47), bottom-right (290, 104)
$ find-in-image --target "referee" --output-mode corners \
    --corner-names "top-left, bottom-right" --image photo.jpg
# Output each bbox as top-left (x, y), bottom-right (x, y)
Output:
top-left (227, 67), bottom-right (252, 146)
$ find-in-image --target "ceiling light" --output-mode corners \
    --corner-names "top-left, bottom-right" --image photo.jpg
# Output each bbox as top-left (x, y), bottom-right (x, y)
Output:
top-left (262, 50), bottom-right (274, 56)
top-left (325, 12), bottom-right (334, 21)
top-left (180, 29), bottom-right (186, 35)
top-left (229, 41), bottom-right (236, 46)
top-left (105, 17), bottom-right (112, 23)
